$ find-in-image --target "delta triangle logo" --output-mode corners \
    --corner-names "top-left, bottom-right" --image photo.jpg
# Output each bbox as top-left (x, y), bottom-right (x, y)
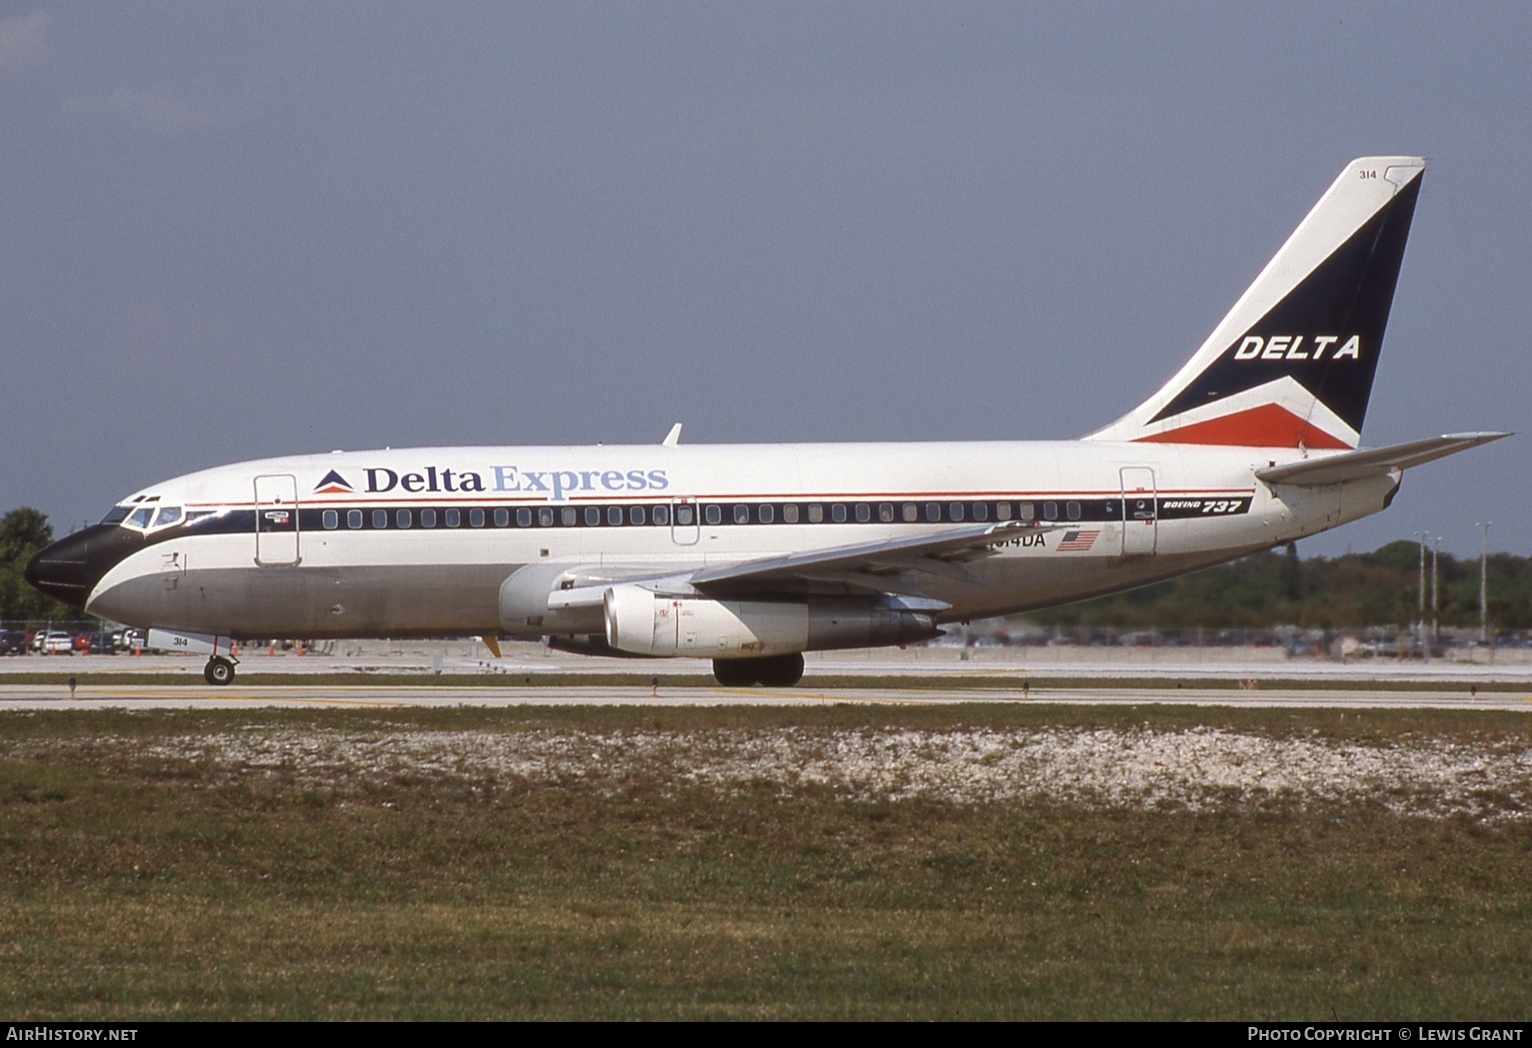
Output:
top-left (314, 469), bottom-right (354, 495)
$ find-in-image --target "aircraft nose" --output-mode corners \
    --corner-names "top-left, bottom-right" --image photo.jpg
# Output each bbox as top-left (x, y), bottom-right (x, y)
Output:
top-left (24, 525), bottom-right (141, 613)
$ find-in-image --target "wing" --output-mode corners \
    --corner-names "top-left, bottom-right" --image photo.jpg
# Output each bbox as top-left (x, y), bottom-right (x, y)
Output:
top-left (546, 519), bottom-right (1052, 610)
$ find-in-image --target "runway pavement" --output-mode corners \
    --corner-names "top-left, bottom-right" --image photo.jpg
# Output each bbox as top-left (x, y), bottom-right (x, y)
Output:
top-left (2, 681), bottom-right (1528, 711)
top-left (4, 640), bottom-right (1529, 710)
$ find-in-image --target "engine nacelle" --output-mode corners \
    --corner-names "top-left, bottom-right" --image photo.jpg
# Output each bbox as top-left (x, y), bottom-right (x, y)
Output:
top-left (497, 563), bottom-right (605, 637)
top-left (602, 585), bottom-right (940, 658)
top-left (605, 585), bottom-right (807, 657)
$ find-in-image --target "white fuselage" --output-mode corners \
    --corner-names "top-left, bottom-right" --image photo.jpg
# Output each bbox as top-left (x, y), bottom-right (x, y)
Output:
top-left (79, 439), bottom-right (1395, 643)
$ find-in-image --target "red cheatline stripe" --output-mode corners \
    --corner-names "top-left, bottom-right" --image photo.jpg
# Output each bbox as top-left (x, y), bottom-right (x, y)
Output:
top-left (187, 487), bottom-right (1255, 510)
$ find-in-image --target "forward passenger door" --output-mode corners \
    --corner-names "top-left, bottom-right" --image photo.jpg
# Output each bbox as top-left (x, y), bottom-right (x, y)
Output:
top-left (254, 474), bottom-right (301, 566)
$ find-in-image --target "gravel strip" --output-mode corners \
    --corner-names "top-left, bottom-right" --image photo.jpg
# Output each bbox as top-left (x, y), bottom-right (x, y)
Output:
top-left (22, 726), bottom-right (1532, 819)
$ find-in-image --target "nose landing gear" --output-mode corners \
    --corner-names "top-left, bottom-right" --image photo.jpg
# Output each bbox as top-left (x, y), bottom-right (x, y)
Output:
top-left (146, 630), bottom-right (240, 685)
top-left (203, 655), bottom-right (237, 686)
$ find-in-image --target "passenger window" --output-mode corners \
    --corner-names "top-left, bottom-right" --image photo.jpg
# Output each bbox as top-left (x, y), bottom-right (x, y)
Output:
top-left (609, 506), bottom-right (624, 526)
top-left (1043, 501), bottom-right (1058, 521)
top-left (758, 504), bottom-right (774, 524)
top-left (322, 510), bottom-right (339, 530)
top-left (973, 502), bottom-right (988, 521)
top-left (469, 508), bottom-right (485, 527)
top-left (902, 503), bottom-right (917, 522)
top-left (831, 504), bottom-right (847, 523)
top-left (538, 508), bottom-right (554, 527)
top-left (705, 505), bottom-right (722, 525)
top-left (782, 504), bottom-right (799, 523)
top-left (444, 509), bottom-right (460, 528)
top-left (397, 509), bottom-right (413, 529)
top-left (420, 509), bottom-right (436, 528)
top-left (855, 503), bottom-right (871, 523)
top-left (630, 505), bottom-right (646, 525)
top-left (949, 503), bottom-right (964, 522)
top-left (347, 509), bottom-right (363, 529)
top-left (733, 504), bottom-right (750, 524)
top-left (925, 503), bottom-right (940, 522)
top-left (494, 508), bottom-right (510, 527)
top-left (561, 508), bottom-right (577, 526)
top-left (675, 505), bottom-right (693, 525)
top-left (373, 509), bottom-right (388, 529)
top-left (517, 508), bottom-right (532, 527)
top-left (1020, 502), bottom-right (1035, 521)
top-left (996, 502), bottom-right (1012, 520)
top-left (807, 504), bottom-right (823, 523)
top-left (879, 503), bottom-right (894, 523)
top-left (653, 505), bottom-right (669, 526)
top-left (585, 507), bottom-right (600, 526)
top-left (1067, 501), bottom-right (1081, 520)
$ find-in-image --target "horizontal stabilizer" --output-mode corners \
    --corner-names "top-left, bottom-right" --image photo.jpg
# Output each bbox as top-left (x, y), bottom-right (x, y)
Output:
top-left (1256, 432), bottom-right (1509, 487)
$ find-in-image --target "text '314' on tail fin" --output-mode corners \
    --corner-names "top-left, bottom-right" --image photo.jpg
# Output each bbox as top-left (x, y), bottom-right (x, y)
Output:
top-left (1086, 156), bottom-right (1425, 449)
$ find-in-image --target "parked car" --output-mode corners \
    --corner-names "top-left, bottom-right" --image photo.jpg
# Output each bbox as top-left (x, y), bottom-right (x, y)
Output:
top-left (80, 631), bottom-right (117, 655)
top-left (0, 629), bottom-right (27, 656)
top-left (39, 631), bottom-right (75, 655)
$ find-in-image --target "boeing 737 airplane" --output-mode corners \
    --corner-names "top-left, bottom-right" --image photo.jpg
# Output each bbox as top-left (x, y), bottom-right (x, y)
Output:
top-left (26, 156), bottom-right (1507, 686)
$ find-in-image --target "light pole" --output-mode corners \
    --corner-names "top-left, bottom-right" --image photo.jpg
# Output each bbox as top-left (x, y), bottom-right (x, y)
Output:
top-left (1416, 531), bottom-right (1427, 662)
top-left (1431, 535), bottom-right (1440, 650)
top-left (1477, 521), bottom-right (1492, 649)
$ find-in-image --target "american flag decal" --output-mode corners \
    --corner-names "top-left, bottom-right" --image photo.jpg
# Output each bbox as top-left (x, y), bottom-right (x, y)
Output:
top-left (1056, 529), bottom-right (1100, 552)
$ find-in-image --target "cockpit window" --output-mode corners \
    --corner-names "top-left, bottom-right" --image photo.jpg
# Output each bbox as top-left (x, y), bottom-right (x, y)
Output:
top-left (127, 507), bottom-right (154, 529)
top-left (101, 506), bottom-right (131, 525)
top-left (152, 506), bottom-right (183, 528)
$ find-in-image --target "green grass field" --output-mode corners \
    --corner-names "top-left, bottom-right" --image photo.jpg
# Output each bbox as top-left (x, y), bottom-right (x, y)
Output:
top-left (2, 705), bottom-right (1530, 1019)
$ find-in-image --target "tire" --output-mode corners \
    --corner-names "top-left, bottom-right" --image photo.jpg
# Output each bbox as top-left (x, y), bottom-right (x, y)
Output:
top-left (756, 652), bottom-right (805, 687)
top-left (712, 652), bottom-right (804, 688)
top-left (204, 657), bottom-right (235, 686)
top-left (712, 658), bottom-right (757, 687)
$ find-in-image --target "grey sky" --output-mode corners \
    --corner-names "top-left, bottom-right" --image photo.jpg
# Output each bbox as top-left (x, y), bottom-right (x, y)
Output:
top-left (2, 3), bottom-right (1525, 557)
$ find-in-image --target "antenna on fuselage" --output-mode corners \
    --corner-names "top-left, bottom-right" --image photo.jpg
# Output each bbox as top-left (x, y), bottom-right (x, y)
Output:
top-left (662, 422), bottom-right (683, 447)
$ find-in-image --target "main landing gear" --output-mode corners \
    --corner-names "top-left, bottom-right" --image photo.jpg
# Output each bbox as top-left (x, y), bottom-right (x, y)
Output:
top-left (712, 652), bottom-right (805, 688)
top-left (203, 655), bottom-right (237, 686)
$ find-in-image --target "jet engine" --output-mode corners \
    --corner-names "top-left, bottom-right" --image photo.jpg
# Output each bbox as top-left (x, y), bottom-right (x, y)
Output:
top-left (601, 584), bottom-right (941, 658)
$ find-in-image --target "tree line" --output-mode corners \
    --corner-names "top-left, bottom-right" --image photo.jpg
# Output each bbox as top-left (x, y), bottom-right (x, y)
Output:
top-left (1027, 541), bottom-right (1532, 631)
top-left (0, 508), bottom-right (76, 621)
